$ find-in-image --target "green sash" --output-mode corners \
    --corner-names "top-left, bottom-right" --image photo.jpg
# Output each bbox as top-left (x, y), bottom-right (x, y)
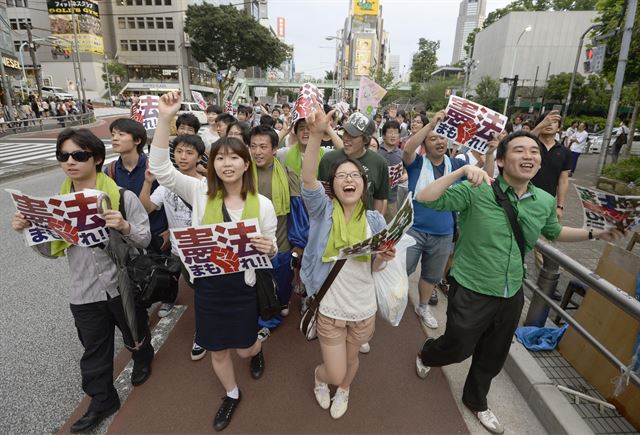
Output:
top-left (202, 190), bottom-right (260, 224)
top-left (252, 159), bottom-right (290, 216)
top-left (322, 199), bottom-right (368, 262)
top-left (284, 143), bottom-right (325, 176)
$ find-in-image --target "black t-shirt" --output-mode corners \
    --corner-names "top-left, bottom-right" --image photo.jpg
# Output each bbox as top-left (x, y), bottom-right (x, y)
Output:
top-left (531, 140), bottom-right (571, 197)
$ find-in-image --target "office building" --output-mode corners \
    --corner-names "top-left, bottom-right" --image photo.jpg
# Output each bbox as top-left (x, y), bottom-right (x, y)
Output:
top-left (451, 0), bottom-right (487, 64)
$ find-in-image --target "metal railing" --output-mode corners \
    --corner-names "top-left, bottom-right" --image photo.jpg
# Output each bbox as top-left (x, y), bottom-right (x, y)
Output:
top-left (0, 112), bottom-right (96, 136)
top-left (523, 240), bottom-right (640, 389)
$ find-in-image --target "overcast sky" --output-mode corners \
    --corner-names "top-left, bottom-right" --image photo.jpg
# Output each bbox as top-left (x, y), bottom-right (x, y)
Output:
top-left (267, 0), bottom-right (512, 78)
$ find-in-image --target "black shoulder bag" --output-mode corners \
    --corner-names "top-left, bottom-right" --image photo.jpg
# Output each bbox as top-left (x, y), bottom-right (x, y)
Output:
top-left (221, 204), bottom-right (280, 320)
top-left (492, 182), bottom-right (526, 264)
top-left (299, 259), bottom-right (347, 341)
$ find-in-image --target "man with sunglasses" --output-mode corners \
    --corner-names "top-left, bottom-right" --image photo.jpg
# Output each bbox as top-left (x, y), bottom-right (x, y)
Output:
top-left (12, 128), bottom-right (153, 433)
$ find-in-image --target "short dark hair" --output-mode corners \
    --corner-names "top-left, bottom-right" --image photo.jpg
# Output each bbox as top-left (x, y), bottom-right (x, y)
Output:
top-left (226, 120), bottom-right (252, 146)
top-left (237, 106), bottom-right (252, 117)
top-left (328, 157), bottom-right (369, 212)
top-left (216, 113), bottom-right (235, 126)
top-left (109, 118), bottom-right (147, 153)
top-left (367, 136), bottom-right (380, 149)
top-left (172, 134), bottom-right (205, 156)
top-left (294, 119), bottom-right (307, 134)
top-left (397, 109), bottom-right (407, 122)
top-left (176, 113), bottom-right (201, 133)
top-left (250, 125), bottom-right (279, 149)
top-left (382, 120), bottom-right (401, 136)
top-left (206, 104), bottom-right (222, 114)
top-left (56, 128), bottom-right (106, 171)
top-left (495, 131), bottom-right (542, 174)
top-left (207, 137), bottom-right (256, 200)
top-left (374, 113), bottom-right (382, 121)
top-left (282, 103), bottom-right (290, 109)
top-left (413, 113), bottom-right (429, 126)
top-left (259, 114), bottom-right (274, 128)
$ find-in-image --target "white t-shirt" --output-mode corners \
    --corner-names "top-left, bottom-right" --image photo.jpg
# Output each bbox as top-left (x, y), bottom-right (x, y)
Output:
top-left (570, 130), bottom-right (589, 153)
top-left (319, 224), bottom-right (377, 321)
top-left (198, 128), bottom-right (218, 154)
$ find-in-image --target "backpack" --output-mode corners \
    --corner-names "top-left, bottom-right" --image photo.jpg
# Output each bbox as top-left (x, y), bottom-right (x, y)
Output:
top-left (114, 188), bottom-right (181, 307)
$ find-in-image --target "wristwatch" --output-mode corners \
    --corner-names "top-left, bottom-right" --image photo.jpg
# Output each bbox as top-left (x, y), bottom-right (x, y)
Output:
top-left (588, 229), bottom-right (595, 240)
top-left (557, 205), bottom-right (564, 210)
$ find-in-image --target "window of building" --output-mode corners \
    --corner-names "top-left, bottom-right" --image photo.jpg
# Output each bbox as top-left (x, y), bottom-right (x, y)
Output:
top-left (154, 0), bottom-right (162, 5)
top-left (127, 17), bottom-right (135, 29)
top-left (130, 40), bottom-right (138, 51)
top-left (156, 17), bottom-right (164, 29)
top-left (6, 0), bottom-right (14, 6)
top-left (145, 0), bottom-right (152, 4)
top-left (135, 0), bottom-right (143, 5)
top-left (164, 0), bottom-right (171, 5)
top-left (9, 18), bottom-right (31, 30)
top-left (149, 41), bottom-right (157, 51)
top-left (118, 17), bottom-right (125, 29)
top-left (137, 17), bottom-right (145, 28)
top-left (146, 17), bottom-right (155, 28)
top-left (126, 0), bottom-right (133, 5)
top-left (139, 40), bottom-right (147, 51)
top-left (120, 40), bottom-right (129, 51)
top-left (158, 40), bottom-right (166, 51)
top-left (166, 17), bottom-right (173, 29)
top-left (167, 41), bottom-right (175, 51)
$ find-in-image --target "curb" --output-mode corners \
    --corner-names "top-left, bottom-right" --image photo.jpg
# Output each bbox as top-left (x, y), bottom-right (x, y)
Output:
top-left (504, 340), bottom-right (594, 435)
top-left (0, 161), bottom-right (60, 184)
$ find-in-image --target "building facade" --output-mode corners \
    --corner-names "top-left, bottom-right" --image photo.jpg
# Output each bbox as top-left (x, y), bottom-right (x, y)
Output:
top-left (451, 0), bottom-right (486, 64)
top-left (469, 10), bottom-right (599, 91)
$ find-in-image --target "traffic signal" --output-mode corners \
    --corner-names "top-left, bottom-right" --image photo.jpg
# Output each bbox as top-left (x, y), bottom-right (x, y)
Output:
top-left (584, 47), bottom-right (594, 73)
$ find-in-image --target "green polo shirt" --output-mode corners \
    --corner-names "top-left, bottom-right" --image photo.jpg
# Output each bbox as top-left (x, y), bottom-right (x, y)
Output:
top-left (422, 176), bottom-right (562, 298)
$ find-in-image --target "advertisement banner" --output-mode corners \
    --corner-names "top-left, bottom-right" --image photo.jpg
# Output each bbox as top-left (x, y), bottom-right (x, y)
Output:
top-left (191, 91), bottom-right (207, 110)
top-left (354, 38), bottom-right (373, 76)
top-left (357, 76), bottom-right (386, 116)
top-left (171, 220), bottom-right (273, 281)
top-left (47, 0), bottom-right (104, 54)
top-left (434, 96), bottom-right (507, 155)
top-left (7, 189), bottom-right (109, 247)
top-left (575, 185), bottom-right (640, 231)
top-left (353, 0), bottom-right (379, 15)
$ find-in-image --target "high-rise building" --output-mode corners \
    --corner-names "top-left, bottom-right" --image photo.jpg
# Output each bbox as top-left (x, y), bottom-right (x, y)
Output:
top-left (342, 0), bottom-right (386, 80)
top-left (451, 0), bottom-right (486, 64)
top-left (388, 54), bottom-right (400, 78)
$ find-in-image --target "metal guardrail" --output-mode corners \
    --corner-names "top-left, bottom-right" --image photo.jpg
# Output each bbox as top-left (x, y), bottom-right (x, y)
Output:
top-left (0, 112), bottom-right (96, 136)
top-left (524, 240), bottom-right (640, 389)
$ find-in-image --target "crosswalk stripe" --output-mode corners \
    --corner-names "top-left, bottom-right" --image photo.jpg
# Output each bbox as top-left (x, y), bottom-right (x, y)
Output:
top-left (0, 142), bottom-right (113, 164)
top-left (1, 151), bottom-right (60, 163)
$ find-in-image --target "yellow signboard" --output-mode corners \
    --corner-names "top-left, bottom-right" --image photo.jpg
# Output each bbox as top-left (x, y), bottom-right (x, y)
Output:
top-left (354, 38), bottom-right (372, 76)
top-left (353, 0), bottom-right (379, 16)
top-left (47, 0), bottom-right (104, 54)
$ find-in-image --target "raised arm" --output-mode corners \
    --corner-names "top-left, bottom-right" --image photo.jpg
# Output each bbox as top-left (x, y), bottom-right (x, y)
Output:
top-left (416, 165), bottom-right (491, 203)
top-left (302, 97), bottom-right (335, 190)
top-left (326, 124), bottom-right (344, 149)
top-left (403, 111), bottom-right (445, 166)
top-left (531, 110), bottom-right (560, 138)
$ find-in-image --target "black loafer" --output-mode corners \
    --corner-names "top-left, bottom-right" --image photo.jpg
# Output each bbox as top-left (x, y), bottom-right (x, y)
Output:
top-left (131, 360), bottom-right (152, 386)
top-left (250, 351), bottom-right (264, 379)
top-left (213, 392), bottom-right (241, 432)
top-left (70, 403), bottom-right (120, 433)
top-left (428, 289), bottom-right (439, 306)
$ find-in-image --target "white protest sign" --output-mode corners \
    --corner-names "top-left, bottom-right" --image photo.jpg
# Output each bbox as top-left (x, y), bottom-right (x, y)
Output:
top-left (575, 185), bottom-right (640, 231)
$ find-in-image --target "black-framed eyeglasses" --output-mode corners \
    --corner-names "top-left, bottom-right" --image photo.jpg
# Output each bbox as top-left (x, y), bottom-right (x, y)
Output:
top-left (335, 171), bottom-right (362, 180)
top-left (56, 151), bottom-right (94, 162)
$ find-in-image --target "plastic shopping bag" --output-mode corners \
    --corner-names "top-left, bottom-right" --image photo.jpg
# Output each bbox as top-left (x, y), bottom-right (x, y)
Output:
top-left (374, 234), bottom-right (415, 326)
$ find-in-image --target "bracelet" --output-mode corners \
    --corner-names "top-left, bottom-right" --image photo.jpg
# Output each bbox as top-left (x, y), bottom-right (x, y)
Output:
top-left (588, 229), bottom-right (594, 240)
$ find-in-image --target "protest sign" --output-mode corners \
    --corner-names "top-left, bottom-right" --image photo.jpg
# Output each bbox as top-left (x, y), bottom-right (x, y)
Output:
top-left (434, 96), bottom-right (507, 154)
top-left (388, 162), bottom-right (404, 189)
top-left (131, 95), bottom-right (160, 131)
top-left (357, 76), bottom-right (386, 116)
top-left (292, 83), bottom-right (324, 125)
top-left (171, 219), bottom-right (272, 281)
top-left (7, 189), bottom-right (109, 247)
top-left (191, 91), bottom-right (207, 110)
top-left (575, 185), bottom-right (640, 231)
top-left (338, 196), bottom-right (414, 259)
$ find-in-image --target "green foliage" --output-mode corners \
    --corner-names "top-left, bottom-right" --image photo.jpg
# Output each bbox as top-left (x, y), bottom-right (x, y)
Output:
top-left (414, 78), bottom-right (463, 111)
top-left (409, 38), bottom-right (440, 83)
top-left (185, 4), bottom-right (292, 104)
top-left (473, 76), bottom-right (502, 109)
top-left (369, 66), bottom-right (396, 90)
top-left (602, 156), bottom-right (640, 184)
top-left (102, 61), bottom-right (127, 95)
top-left (562, 115), bottom-right (608, 129)
top-left (324, 70), bottom-right (336, 80)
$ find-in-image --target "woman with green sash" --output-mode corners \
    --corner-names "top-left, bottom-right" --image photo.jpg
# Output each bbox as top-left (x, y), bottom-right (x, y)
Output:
top-left (149, 92), bottom-right (277, 432)
top-left (300, 98), bottom-right (396, 419)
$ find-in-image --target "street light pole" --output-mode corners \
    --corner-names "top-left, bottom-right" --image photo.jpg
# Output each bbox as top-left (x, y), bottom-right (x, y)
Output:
top-left (503, 25), bottom-right (532, 115)
top-left (18, 42), bottom-right (30, 98)
top-left (103, 54), bottom-right (113, 104)
top-left (70, 6), bottom-right (87, 111)
top-left (563, 23), bottom-right (602, 119)
top-left (26, 24), bottom-right (43, 97)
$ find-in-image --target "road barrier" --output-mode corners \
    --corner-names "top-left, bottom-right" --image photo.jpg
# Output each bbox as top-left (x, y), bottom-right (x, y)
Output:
top-left (0, 112), bottom-right (96, 136)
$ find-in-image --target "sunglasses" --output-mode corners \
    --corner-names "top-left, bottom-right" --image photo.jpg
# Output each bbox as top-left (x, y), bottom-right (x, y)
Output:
top-left (56, 151), bottom-right (94, 162)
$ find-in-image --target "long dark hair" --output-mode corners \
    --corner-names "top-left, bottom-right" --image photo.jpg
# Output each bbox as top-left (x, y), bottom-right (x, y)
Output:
top-left (207, 137), bottom-right (256, 199)
top-left (328, 156), bottom-right (368, 217)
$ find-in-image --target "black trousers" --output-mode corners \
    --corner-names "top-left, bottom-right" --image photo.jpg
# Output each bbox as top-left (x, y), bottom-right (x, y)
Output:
top-left (420, 279), bottom-right (524, 412)
top-left (70, 296), bottom-right (154, 412)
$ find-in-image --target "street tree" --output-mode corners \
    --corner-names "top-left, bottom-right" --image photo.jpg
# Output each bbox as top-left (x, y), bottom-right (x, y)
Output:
top-left (409, 38), bottom-right (440, 84)
top-left (545, 72), bottom-right (587, 111)
top-left (185, 4), bottom-right (292, 105)
top-left (102, 61), bottom-right (127, 96)
top-left (474, 76), bottom-right (502, 110)
top-left (369, 66), bottom-right (396, 90)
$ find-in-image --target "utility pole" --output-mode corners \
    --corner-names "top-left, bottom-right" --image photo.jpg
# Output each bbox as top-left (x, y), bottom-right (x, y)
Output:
top-left (70, 6), bottom-right (87, 112)
top-left (103, 54), bottom-right (112, 104)
top-left (506, 75), bottom-right (518, 118)
top-left (564, 23), bottom-right (602, 119)
top-left (26, 24), bottom-right (43, 98)
top-left (596, 0), bottom-right (637, 175)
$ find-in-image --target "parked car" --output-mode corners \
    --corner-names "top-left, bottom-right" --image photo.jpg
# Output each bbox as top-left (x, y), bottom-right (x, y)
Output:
top-left (589, 130), bottom-right (640, 156)
top-left (41, 86), bottom-right (75, 100)
top-left (177, 102), bottom-right (208, 125)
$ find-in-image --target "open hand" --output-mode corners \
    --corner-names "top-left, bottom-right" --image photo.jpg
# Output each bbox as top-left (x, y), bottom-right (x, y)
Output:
top-left (306, 96), bottom-right (336, 136)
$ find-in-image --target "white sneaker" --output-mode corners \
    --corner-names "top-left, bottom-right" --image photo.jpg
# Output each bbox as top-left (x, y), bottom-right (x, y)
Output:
top-left (415, 355), bottom-right (431, 378)
top-left (190, 340), bottom-right (207, 361)
top-left (476, 409), bottom-right (504, 434)
top-left (313, 368), bottom-right (330, 410)
top-left (330, 388), bottom-right (349, 419)
top-left (415, 304), bottom-right (438, 329)
top-left (158, 302), bottom-right (174, 318)
top-left (280, 305), bottom-right (290, 317)
top-left (359, 342), bottom-right (370, 354)
top-left (257, 327), bottom-right (270, 342)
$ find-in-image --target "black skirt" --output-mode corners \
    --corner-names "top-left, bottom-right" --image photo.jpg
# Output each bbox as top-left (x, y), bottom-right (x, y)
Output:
top-left (194, 271), bottom-right (258, 351)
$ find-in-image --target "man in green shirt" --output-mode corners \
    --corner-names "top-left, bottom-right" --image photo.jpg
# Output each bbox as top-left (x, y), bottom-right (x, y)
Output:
top-left (413, 131), bottom-right (624, 434)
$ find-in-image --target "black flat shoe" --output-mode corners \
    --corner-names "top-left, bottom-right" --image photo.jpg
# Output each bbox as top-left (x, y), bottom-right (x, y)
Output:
top-left (213, 393), bottom-right (241, 432)
top-left (250, 351), bottom-right (265, 379)
top-left (70, 403), bottom-right (120, 433)
top-left (428, 289), bottom-right (439, 306)
top-left (131, 360), bottom-right (152, 386)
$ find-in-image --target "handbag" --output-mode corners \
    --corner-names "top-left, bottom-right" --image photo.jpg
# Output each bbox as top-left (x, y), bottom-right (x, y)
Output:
top-left (299, 259), bottom-right (346, 341)
top-left (492, 181), bottom-right (526, 263)
top-left (221, 204), bottom-right (280, 320)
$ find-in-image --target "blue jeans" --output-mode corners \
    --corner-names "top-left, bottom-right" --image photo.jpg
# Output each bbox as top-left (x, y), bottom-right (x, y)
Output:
top-left (570, 151), bottom-right (581, 173)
